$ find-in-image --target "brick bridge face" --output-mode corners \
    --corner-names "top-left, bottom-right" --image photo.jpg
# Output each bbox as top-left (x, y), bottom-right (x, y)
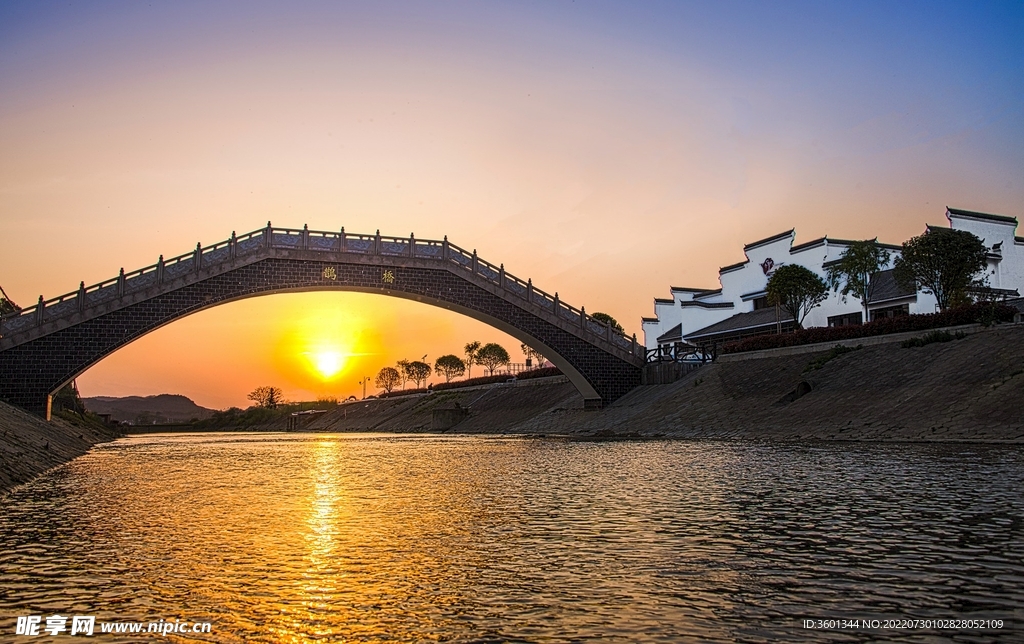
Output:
top-left (0, 227), bottom-right (643, 418)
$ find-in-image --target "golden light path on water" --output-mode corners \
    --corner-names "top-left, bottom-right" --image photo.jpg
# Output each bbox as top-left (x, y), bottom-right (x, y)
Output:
top-left (0, 434), bottom-right (1022, 642)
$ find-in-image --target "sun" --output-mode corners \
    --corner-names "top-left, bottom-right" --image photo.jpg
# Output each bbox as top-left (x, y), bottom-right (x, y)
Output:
top-left (312, 350), bottom-right (345, 379)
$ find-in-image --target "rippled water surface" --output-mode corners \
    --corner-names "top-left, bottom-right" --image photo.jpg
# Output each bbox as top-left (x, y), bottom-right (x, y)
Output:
top-left (2, 434), bottom-right (1022, 642)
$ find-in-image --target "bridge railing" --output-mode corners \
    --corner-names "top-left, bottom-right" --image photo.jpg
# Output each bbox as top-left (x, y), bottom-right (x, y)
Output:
top-left (1, 224), bottom-right (644, 359)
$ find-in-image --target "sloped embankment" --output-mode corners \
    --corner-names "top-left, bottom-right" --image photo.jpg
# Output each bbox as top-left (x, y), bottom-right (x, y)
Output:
top-left (509, 324), bottom-right (1024, 441)
top-left (0, 402), bottom-right (122, 491)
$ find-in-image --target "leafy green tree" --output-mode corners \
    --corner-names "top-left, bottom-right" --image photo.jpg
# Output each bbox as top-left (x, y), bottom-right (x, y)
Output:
top-left (464, 341), bottom-right (481, 378)
top-left (476, 342), bottom-right (511, 376)
top-left (893, 228), bottom-right (988, 311)
top-left (766, 264), bottom-right (829, 329)
top-left (374, 366), bottom-right (402, 393)
top-left (590, 312), bottom-right (623, 334)
top-left (247, 386), bottom-right (284, 408)
top-left (396, 359), bottom-right (412, 388)
top-left (520, 343), bottom-right (545, 368)
top-left (434, 354), bottom-right (466, 382)
top-left (405, 360), bottom-right (432, 388)
top-left (825, 239), bottom-right (891, 323)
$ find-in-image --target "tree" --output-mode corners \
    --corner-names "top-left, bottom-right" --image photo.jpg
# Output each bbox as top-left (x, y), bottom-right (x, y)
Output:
top-left (825, 239), bottom-right (891, 323)
top-left (476, 342), bottom-right (511, 376)
top-left (396, 359), bottom-right (412, 389)
top-left (434, 354), bottom-right (466, 382)
top-left (893, 228), bottom-right (988, 311)
top-left (590, 312), bottom-right (623, 334)
top-left (464, 341), bottom-right (481, 378)
top-left (405, 360), bottom-right (432, 388)
top-left (0, 284), bottom-right (20, 316)
top-left (766, 264), bottom-right (828, 329)
top-left (248, 386), bottom-right (284, 408)
top-left (520, 343), bottom-right (546, 368)
top-left (374, 367), bottom-right (402, 393)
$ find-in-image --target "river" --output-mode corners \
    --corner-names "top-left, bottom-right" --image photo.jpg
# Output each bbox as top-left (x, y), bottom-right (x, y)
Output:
top-left (1, 433), bottom-right (1021, 642)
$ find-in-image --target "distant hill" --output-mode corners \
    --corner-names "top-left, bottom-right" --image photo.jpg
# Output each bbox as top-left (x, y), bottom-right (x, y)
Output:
top-left (83, 394), bottom-right (216, 425)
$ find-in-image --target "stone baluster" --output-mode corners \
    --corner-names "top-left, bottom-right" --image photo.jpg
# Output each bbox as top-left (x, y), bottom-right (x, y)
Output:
top-left (157, 255), bottom-right (165, 284)
top-left (472, 250), bottom-right (478, 273)
top-left (194, 243), bottom-right (202, 273)
top-left (374, 230), bottom-right (381, 255)
top-left (340, 227), bottom-right (346, 252)
top-left (606, 320), bottom-right (612, 340)
top-left (229, 231), bottom-right (237, 261)
top-left (302, 224), bottom-right (309, 250)
top-left (117, 268), bottom-right (125, 297)
top-left (580, 305), bottom-right (586, 328)
top-left (442, 235), bottom-right (449, 261)
top-left (632, 333), bottom-right (637, 355)
top-left (499, 264), bottom-right (505, 288)
top-left (526, 278), bottom-right (533, 303)
top-left (553, 292), bottom-right (559, 314)
top-left (265, 221), bottom-right (273, 247)
top-left (78, 281), bottom-right (86, 313)
top-left (36, 295), bottom-right (44, 325)
top-left (409, 233), bottom-right (415, 257)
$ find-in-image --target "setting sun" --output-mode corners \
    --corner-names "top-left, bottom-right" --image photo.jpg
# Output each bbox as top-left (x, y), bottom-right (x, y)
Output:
top-left (310, 349), bottom-right (346, 380)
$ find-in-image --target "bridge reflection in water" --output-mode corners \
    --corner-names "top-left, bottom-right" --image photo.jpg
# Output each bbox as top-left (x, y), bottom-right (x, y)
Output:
top-left (0, 224), bottom-right (643, 417)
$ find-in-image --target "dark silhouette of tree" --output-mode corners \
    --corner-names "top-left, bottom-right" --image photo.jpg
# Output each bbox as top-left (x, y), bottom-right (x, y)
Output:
top-left (464, 341), bottom-right (481, 378)
top-left (434, 354), bottom-right (466, 382)
top-left (476, 343), bottom-right (511, 376)
top-left (893, 228), bottom-right (988, 311)
top-left (375, 367), bottom-right (402, 393)
top-left (0, 284), bottom-right (20, 316)
top-left (825, 239), bottom-right (891, 322)
top-left (247, 386), bottom-right (284, 408)
top-left (405, 360), bottom-right (432, 388)
top-left (766, 264), bottom-right (828, 329)
top-left (590, 312), bottom-right (623, 333)
top-left (520, 343), bottom-right (545, 368)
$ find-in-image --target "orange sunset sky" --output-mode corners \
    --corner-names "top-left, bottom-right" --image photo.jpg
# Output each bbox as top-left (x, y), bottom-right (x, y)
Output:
top-left (1, 2), bottom-right (1021, 409)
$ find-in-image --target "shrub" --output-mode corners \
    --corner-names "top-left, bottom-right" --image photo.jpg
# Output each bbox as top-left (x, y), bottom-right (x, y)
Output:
top-left (515, 366), bottom-right (562, 380)
top-left (804, 344), bottom-right (861, 372)
top-left (721, 303), bottom-right (1013, 354)
top-left (901, 330), bottom-right (966, 349)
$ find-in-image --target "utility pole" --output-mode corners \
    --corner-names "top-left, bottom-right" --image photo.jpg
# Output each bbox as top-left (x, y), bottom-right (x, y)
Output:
top-left (359, 376), bottom-right (369, 400)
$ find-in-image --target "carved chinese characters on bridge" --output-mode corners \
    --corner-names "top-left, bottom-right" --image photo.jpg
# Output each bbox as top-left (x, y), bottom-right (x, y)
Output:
top-left (322, 266), bottom-right (337, 281)
top-left (382, 269), bottom-right (395, 284)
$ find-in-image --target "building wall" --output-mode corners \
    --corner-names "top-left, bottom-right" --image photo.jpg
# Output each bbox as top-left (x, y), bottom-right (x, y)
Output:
top-left (642, 208), bottom-right (1021, 350)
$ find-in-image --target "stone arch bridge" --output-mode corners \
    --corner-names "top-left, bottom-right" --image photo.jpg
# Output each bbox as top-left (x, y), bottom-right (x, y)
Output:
top-left (0, 224), bottom-right (643, 419)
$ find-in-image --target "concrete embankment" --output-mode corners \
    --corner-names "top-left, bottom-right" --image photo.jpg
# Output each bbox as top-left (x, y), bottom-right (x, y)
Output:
top-left (0, 402), bottom-right (122, 492)
top-left (309, 323), bottom-right (1024, 441)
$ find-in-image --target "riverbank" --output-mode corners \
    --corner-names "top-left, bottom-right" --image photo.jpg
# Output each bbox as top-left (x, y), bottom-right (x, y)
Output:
top-left (4, 323), bottom-right (1021, 493)
top-left (0, 402), bottom-right (122, 492)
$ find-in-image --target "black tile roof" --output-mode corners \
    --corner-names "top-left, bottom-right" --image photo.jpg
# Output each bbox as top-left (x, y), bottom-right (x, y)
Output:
top-left (743, 229), bottom-right (794, 252)
top-left (656, 323), bottom-right (683, 343)
top-left (867, 269), bottom-right (917, 304)
top-left (654, 298), bottom-right (674, 304)
top-left (719, 260), bottom-right (748, 274)
top-left (947, 207), bottom-right (1018, 225)
top-left (684, 307), bottom-right (786, 340)
top-left (789, 237), bottom-right (827, 253)
top-left (680, 300), bottom-right (735, 309)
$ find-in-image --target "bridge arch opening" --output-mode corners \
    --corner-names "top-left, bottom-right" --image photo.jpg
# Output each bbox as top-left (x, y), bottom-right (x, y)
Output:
top-left (0, 226), bottom-right (642, 419)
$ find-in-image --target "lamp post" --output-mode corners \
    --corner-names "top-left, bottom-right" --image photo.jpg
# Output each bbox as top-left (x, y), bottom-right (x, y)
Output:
top-left (358, 376), bottom-right (369, 400)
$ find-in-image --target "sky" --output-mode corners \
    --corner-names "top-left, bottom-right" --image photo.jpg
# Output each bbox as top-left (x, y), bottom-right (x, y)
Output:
top-left (1, 1), bottom-right (1022, 409)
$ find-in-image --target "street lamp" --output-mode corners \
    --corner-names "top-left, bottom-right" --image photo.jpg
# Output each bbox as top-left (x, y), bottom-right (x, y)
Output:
top-left (358, 376), bottom-right (370, 400)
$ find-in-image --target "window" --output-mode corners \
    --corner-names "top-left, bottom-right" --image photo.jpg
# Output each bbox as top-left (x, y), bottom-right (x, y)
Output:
top-left (752, 296), bottom-right (770, 310)
top-left (871, 304), bottom-right (909, 321)
top-left (828, 312), bottom-right (862, 327)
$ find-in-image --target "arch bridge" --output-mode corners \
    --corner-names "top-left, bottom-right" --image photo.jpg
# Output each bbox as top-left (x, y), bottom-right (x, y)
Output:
top-left (0, 224), bottom-right (643, 419)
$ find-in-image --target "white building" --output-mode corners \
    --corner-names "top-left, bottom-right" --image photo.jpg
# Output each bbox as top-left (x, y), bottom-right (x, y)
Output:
top-left (642, 207), bottom-right (1023, 351)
